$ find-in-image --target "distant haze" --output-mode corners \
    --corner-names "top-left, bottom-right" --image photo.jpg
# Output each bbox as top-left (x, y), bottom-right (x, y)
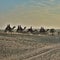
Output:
top-left (0, 0), bottom-right (60, 29)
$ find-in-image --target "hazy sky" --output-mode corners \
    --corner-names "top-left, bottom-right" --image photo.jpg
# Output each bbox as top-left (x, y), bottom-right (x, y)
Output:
top-left (0, 0), bottom-right (60, 29)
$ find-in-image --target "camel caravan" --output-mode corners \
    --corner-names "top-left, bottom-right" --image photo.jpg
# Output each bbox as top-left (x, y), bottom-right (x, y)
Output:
top-left (4, 24), bottom-right (60, 36)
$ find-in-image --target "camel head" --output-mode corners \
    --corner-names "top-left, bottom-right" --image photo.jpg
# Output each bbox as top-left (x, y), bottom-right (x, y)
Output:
top-left (23, 26), bottom-right (26, 30)
top-left (12, 26), bottom-right (16, 30)
top-left (13, 26), bottom-right (16, 29)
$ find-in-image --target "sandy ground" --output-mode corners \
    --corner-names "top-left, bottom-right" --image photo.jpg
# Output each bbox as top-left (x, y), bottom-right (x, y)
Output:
top-left (0, 34), bottom-right (60, 60)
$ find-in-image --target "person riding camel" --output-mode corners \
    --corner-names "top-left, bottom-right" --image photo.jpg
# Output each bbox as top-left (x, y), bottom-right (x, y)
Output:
top-left (4, 24), bottom-right (15, 32)
top-left (16, 25), bottom-right (23, 33)
top-left (40, 27), bottom-right (46, 34)
top-left (27, 26), bottom-right (33, 33)
top-left (4, 24), bottom-right (11, 32)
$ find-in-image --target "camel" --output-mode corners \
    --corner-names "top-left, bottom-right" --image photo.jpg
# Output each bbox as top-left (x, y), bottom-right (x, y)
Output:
top-left (4, 24), bottom-right (16, 32)
top-left (39, 27), bottom-right (49, 35)
top-left (27, 26), bottom-right (34, 33)
top-left (16, 25), bottom-right (26, 33)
